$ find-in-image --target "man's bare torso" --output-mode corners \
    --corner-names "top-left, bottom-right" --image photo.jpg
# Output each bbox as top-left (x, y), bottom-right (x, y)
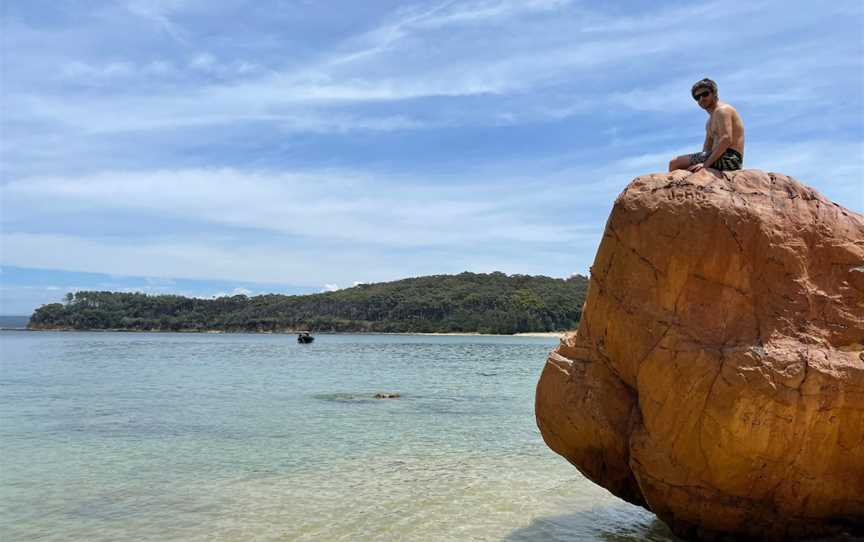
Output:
top-left (706, 102), bottom-right (745, 155)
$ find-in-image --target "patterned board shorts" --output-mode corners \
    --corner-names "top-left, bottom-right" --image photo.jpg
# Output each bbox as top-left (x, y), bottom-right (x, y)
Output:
top-left (687, 148), bottom-right (743, 171)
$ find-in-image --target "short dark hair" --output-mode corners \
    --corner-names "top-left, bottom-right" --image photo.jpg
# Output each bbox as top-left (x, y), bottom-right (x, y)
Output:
top-left (691, 78), bottom-right (717, 97)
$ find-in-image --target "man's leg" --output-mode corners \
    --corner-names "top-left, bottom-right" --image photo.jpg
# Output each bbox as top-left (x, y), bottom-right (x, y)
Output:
top-left (669, 154), bottom-right (697, 172)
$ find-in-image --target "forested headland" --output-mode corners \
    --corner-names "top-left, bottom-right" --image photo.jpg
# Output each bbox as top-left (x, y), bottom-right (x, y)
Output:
top-left (28, 272), bottom-right (588, 334)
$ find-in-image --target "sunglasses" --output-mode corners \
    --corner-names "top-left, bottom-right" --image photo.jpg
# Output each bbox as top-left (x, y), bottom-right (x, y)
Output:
top-left (693, 90), bottom-right (711, 101)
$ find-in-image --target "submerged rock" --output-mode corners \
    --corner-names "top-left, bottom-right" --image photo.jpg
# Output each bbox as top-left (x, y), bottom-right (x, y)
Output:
top-left (535, 169), bottom-right (864, 541)
top-left (374, 392), bottom-right (401, 399)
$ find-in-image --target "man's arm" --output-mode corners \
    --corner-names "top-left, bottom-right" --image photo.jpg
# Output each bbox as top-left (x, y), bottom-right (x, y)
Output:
top-left (701, 108), bottom-right (733, 167)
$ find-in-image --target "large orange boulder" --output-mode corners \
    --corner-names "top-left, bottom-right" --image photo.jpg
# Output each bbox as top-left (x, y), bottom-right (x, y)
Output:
top-left (536, 169), bottom-right (864, 541)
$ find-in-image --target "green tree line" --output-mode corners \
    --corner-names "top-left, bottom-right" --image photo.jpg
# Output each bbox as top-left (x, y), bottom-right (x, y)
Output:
top-left (28, 272), bottom-right (588, 334)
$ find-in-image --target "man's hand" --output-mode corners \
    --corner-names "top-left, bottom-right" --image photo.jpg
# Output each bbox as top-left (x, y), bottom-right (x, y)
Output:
top-left (687, 163), bottom-right (704, 173)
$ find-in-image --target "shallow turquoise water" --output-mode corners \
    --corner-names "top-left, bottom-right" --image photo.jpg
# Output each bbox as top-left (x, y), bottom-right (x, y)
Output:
top-left (0, 331), bottom-right (679, 541)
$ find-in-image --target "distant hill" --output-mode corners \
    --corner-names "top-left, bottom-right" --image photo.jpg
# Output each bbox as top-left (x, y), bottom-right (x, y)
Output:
top-left (28, 272), bottom-right (589, 334)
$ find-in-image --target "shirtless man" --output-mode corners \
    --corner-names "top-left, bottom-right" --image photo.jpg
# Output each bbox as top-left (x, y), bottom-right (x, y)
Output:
top-left (668, 78), bottom-right (745, 173)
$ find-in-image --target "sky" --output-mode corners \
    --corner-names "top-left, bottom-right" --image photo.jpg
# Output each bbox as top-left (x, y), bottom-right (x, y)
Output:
top-left (1, 0), bottom-right (863, 315)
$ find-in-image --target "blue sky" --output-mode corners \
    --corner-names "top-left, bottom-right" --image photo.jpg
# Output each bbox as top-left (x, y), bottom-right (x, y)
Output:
top-left (2, 0), bottom-right (863, 315)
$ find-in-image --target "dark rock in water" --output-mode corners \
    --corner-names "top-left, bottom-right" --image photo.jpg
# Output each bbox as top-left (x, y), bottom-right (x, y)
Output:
top-left (374, 393), bottom-right (400, 399)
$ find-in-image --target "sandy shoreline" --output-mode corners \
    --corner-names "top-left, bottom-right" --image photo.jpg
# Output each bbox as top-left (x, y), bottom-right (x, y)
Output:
top-left (409, 331), bottom-right (565, 338)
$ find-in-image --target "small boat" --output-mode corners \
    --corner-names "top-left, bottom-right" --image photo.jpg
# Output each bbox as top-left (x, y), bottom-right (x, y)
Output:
top-left (297, 331), bottom-right (314, 344)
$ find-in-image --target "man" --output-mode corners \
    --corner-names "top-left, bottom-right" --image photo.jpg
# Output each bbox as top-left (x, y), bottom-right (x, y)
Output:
top-left (669, 78), bottom-right (745, 173)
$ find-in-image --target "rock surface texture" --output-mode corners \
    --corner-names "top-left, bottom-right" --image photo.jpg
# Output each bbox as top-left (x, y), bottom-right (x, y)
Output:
top-left (535, 169), bottom-right (864, 541)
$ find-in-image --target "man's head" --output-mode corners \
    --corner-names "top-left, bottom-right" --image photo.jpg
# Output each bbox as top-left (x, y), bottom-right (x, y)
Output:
top-left (691, 78), bottom-right (718, 109)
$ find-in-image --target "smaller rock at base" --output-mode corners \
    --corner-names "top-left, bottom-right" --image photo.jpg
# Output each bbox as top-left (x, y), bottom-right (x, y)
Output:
top-left (374, 392), bottom-right (400, 399)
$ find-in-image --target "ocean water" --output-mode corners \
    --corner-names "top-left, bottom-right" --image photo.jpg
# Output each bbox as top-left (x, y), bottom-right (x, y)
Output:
top-left (0, 331), bottom-right (679, 541)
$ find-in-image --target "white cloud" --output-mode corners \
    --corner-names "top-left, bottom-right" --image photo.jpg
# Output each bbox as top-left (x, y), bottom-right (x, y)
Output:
top-left (3, 167), bottom-right (594, 247)
top-left (0, 231), bottom-right (593, 286)
top-left (323, 284), bottom-right (340, 292)
top-left (8, 0), bottom-right (859, 140)
top-left (57, 55), bottom-right (263, 85)
top-left (372, 0), bottom-right (574, 35)
top-left (205, 287), bottom-right (252, 298)
top-left (5, 91), bottom-right (426, 135)
top-left (0, 160), bottom-right (625, 285)
top-left (189, 53), bottom-right (216, 70)
top-left (124, 0), bottom-right (193, 44)
top-left (62, 61), bottom-right (135, 79)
